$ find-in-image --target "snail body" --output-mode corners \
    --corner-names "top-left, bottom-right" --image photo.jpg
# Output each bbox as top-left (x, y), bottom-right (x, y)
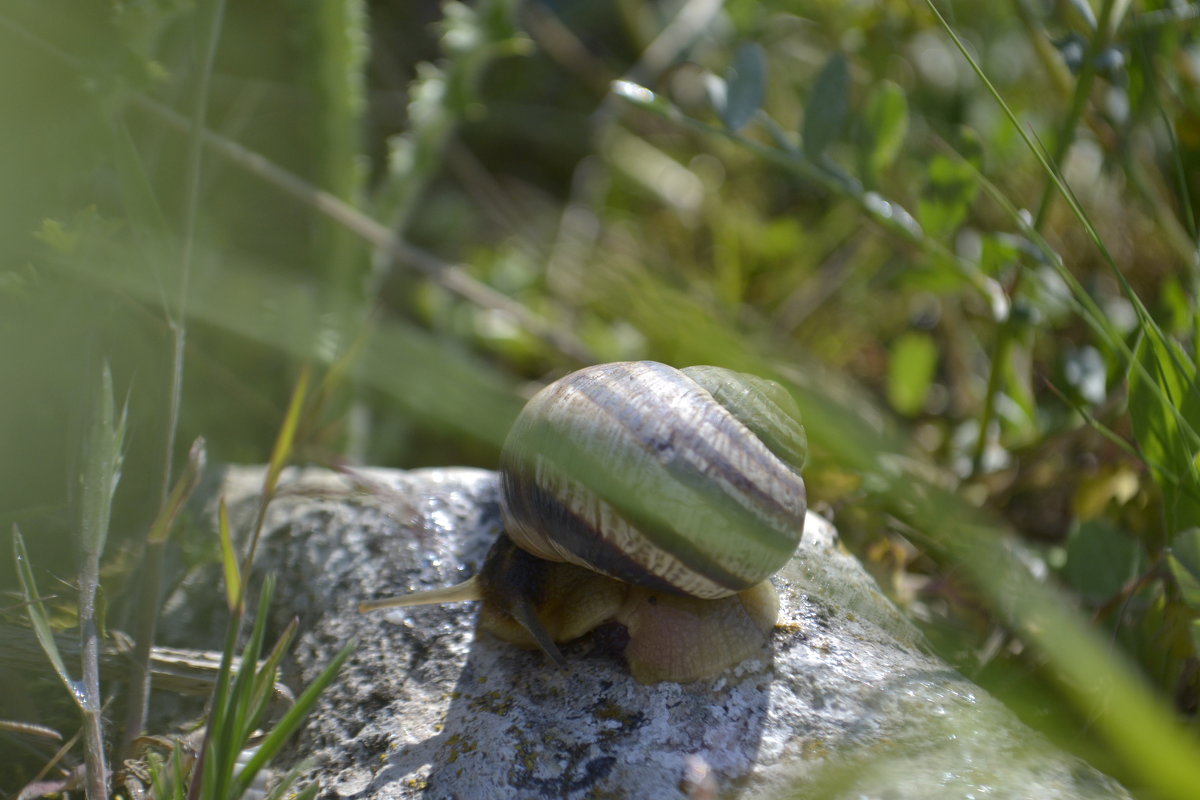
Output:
top-left (361, 361), bottom-right (807, 683)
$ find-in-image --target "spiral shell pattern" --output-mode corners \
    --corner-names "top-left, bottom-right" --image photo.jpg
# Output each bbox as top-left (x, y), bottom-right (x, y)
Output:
top-left (499, 361), bottom-right (807, 599)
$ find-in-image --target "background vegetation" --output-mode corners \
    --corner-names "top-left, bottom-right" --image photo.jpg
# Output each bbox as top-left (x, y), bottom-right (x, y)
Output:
top-left (2, 0), bottom-right (1200, 797)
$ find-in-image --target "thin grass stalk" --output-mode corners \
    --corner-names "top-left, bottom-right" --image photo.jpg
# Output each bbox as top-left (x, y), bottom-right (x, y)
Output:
top-left (122, 0), bottom-right (227, 755)
top-left (165, 0), bottom-right (226, 497)
top-left (1031, 0), bottom-right (1116, 229)
top-left (80, 553), bottom-right (107, 800)
top-left (971, 0), bottom-right (1117, 472)
top-left (962, 108), bottom-right (1200, 485)
top-left (128, 94), bottom-right (595, 363)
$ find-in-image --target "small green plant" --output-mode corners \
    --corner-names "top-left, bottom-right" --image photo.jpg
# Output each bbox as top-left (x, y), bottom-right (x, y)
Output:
top-left (11, 368), bottom-right (352, 799)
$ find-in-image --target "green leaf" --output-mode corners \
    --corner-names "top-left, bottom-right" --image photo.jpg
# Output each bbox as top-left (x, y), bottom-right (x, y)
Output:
top-left (1168, 528), bottom-right (1200, 609)
top-left (803, 52), bottom-right (850, 158)
top-left (33, 218), bottom-right (82, 254)
top-left (917, 153), bottom-right (979, 239)
top-left (886, 332), bottom-right (938, 416)
top-left (1063, 519), bottom-right (1139, 600)
top-left (722, 42), bottom-right (767, 132)
top-left (859, 80), bottom-right (908, 180)
top-left (12, 527), bottom-right (79, 706)
top-left (1128, 332), bottom-right (1200, 534)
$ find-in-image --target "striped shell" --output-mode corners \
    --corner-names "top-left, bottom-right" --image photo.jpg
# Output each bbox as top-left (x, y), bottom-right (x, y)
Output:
top-left (499, 361), bottom-right (807, 600)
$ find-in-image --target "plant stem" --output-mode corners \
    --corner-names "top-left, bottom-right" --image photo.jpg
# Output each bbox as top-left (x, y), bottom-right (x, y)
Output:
top-left (122, 0), bottom-right (227, 755)
top-left (78, 557), bottom-right (108, 800)
top-left (76, 365), bottom-right (124, 800)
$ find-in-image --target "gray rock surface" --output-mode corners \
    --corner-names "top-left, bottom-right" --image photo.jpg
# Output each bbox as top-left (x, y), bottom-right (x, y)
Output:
top-left (210, 465), bottom-right (1131, 800)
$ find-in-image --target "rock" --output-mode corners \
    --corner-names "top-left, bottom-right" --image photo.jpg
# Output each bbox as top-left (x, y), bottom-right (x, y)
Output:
top-left (208, 465), bottom-right (1131, 800)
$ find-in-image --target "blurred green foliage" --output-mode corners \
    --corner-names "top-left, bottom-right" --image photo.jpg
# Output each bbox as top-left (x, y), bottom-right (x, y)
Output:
top-left (3, 0), bottom-right (1200, 796)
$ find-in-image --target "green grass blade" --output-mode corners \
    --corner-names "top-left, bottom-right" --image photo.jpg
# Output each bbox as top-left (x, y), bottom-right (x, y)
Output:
top-left (218, 500), bottom-right (241, 614)
top-left (263, 363), bottom-right (310, 501)
top-left (11, 527), bottom-right (77, 705)
top-left (230, 638), bottom-right (355, 799)
top-left (217, 577), bottom-right (275, 792)
top-left (239, 366), bottom-right (312, 584)
top-left (189, 563), bottom-right (250, 800)
top-left (243, 617), bottom-right (298, 737)
top-left (79, 364), bottom-right (124, 560)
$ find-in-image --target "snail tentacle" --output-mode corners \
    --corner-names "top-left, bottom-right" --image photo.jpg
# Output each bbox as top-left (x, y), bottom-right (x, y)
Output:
top-left (357, 576), bottom-right (483, 613)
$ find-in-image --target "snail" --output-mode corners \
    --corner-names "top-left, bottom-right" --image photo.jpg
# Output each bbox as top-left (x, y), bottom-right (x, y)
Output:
top-left (360, 361), bottom-right (808, 683)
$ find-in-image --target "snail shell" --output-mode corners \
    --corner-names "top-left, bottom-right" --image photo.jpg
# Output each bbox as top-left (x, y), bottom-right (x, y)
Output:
top-left (500, 361), bottom-right (807, 599)
top-left (361, 361), bottom-right (808, 682)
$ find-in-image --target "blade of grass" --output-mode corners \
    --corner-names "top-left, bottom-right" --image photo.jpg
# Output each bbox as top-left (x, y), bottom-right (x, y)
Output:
top-left (195, 576), bottom-right (275, 800)
top-left (20, 727), bottom-right (83, 798)
top-left (212, 577), bottom-right (275, 799)
top-left (926, 0), bottom-right (1197, 373)
top-left (188, 518), bottom-right (250, 800)
top-left (11, 527), bottom-right (75, 699)
top-left (1031, 0), bottom-right (1117, 229)
top-left (92, 21), bottom-right (220, 761)
top-left (263, 365), bottom-right (310, 502)
top-left (242, 617), bottom-right (299, 739)
top-left (137, 0), bottom-right (229, 753)
top-left (229, 638), bottom-right (355, 800)
top-left (165, 0), bottom-right (225, 494)
top-left (219, 500), bottom-right (242, 614)
top-left (171, 739), bottom-right (188, 800)
top-left (240, 366), bottom-right (311, 587)
top-left (225, 580), bottom-right (275, 754)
